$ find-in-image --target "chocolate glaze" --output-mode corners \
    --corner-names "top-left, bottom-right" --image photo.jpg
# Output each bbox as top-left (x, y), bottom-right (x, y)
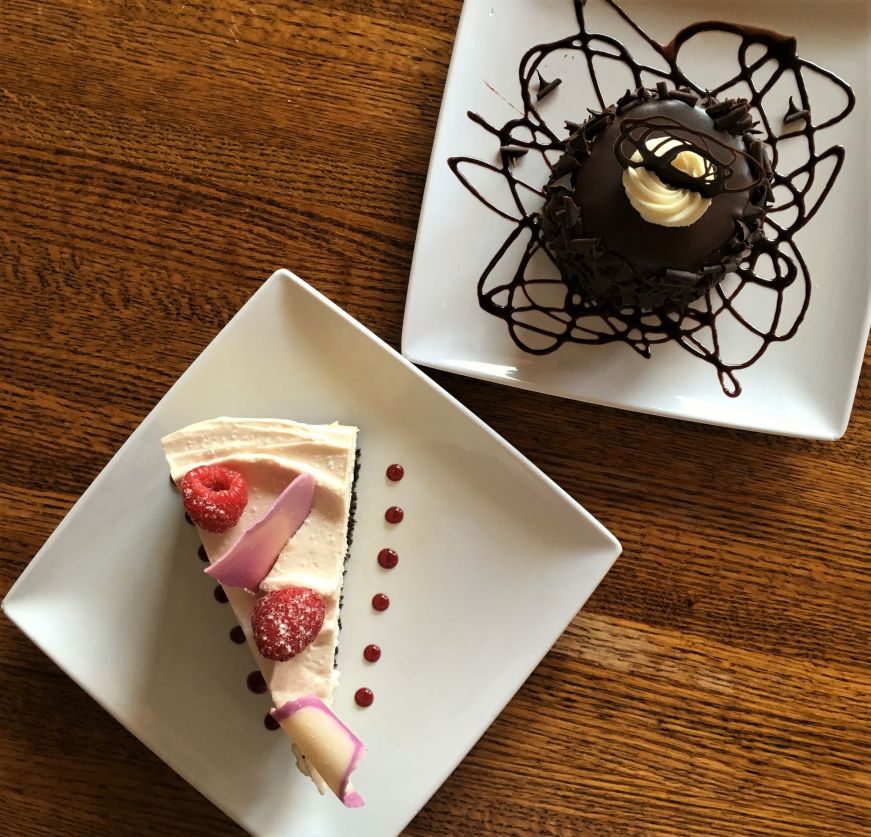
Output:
top-left (542, 88), bottom-right (770, 309)
top-left (448, 0), bottom-right (854, 396)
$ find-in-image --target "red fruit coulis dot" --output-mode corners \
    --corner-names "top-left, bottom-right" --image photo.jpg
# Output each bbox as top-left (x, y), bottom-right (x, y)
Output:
top-left (363, 644), bottom-right (381, 663)
top-left (264, 714), bottom-right (280, 731)
top-left (214, 585), bottom-right (229, 604)
top-left (355, 687), bottom-right (374, 707)
top-left (246, 671), bottom-right (267, 694)
top-left (385, 506), bottom-right (404, 524)
top-left (378, 548), bottom-right (399, 569)
top-left (371, 593), bottom-right (390, 611)
top-left (386, 463), bottom-right (405, 481)
top-left (229, 625), bottom-right (245, 644)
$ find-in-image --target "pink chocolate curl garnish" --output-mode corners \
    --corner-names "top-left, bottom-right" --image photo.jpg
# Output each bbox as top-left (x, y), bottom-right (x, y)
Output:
top-left (271, 695), bottom-right (366, 808)
top-left (205, 472), bottom-right (315, 588)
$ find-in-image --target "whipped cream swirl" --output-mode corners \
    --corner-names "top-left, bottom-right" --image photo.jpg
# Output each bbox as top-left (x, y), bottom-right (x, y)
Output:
top-left (622, 137), bottom-right (713, 227)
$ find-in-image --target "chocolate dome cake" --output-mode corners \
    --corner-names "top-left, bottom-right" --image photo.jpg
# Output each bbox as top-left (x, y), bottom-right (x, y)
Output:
top-left (540, 83), bottom-right (774, 310)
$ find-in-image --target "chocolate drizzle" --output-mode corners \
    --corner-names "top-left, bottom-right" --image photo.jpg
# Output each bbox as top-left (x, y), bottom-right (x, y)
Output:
top-left (447, 0), bottom-right (854, 397)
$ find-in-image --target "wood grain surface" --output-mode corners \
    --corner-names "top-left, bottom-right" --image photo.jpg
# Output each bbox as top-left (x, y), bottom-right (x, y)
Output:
top-left (1, 1), bottom-right (869, 835)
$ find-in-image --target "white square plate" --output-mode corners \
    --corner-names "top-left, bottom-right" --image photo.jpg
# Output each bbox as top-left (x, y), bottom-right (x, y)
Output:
top-left (2, 271), bottom-right (620, 837)
top-left (403, 0), bottom-right (871, 439)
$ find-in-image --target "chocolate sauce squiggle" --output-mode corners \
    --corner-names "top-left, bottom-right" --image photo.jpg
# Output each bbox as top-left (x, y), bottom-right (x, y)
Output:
top-left (448, 0), bottom-right (854, 396)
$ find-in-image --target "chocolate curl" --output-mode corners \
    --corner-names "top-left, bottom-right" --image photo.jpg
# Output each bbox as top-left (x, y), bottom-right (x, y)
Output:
top-left (568, 237), bottom-right (597, 253)
top-left (663, 269), bottom-right (700, 288)
top-left (784, 96), bottom-right (811, 125)
top-left (272, 695), bottom-right (366, 808)
top-left (616, 89), bottom-right (640, 115)
top-left (550, 153), bottom-right (581, 178)
top-left (668, 87), bottom-right (699, 106)
top-left (547, 172), bottom-right (573, 193)
top-left (562, 195), bottom-right (580, 229)
top-left (536, 72), bottom-right (562, 101)
top-left (500, 146), bottom-right (528, 166)
top-left (582, 108), bottom-right (615, 137)
top-left (729, 219), bottom-right (752, 250)
top-left (656, 81), bottom-right (669, 98)
top-left (706, 98), bottom-right (753, 134)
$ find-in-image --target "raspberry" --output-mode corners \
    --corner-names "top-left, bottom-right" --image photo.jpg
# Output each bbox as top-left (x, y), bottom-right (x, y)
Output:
top-left (252, 587), bottom-right (325, 661)
top-left (179, 465), bottom-right (248, 533)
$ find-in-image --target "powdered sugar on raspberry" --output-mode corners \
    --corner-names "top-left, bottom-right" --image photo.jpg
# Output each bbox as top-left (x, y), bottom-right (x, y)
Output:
top-left (252, 587), bottom-right (326, 661)
top-left (179, 464), bottom-right (248, 533)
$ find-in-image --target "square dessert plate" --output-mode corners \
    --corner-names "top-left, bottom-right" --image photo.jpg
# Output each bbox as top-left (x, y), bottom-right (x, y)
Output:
top-left (403, 0), bottom-right (871, 439)
top-left (2, 271), bottom-right (621, 837)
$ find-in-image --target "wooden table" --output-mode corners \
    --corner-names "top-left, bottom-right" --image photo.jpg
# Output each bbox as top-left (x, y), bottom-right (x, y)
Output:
top-left (1, 2), bottom-right (869, 834)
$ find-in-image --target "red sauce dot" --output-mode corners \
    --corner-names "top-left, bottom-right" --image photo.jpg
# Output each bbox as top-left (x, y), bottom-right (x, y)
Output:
top-left (229, 626), bottom-right (246, 644)
top-left (355, 687), bottom-right (374, 707)
top-left (264, 714), bottom-right (280, 731)
top-left (378, 548), bottom-right (399, 569)
top-left (363, 644), bottom-right (381, 663)
top-left (246, 671), bottom-right (267, 694)
top-left (386, 463), bottom-right (405, 481)
top-left (385, 506), bottom-right (404, 524)
top-left (371, 593), bottom-right (390, 612)
top-left (214, 585), bottom-right (229, 604)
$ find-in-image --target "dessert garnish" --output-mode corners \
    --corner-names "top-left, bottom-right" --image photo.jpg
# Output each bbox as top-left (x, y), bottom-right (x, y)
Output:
top-left (448, 0), bottom-right (855, 396)
top-left (385, 506), bottom-right (404, 524)
top-left (252, 586), bottom-right (326, 661)
top-left (385, 463), bottom-right (405, 481)
top-left (354, 688), bottom-right (374, 708)
top-left (371, 593), bottom-right (390, 612)
top-left (536, 71), bottom-right (562, 101)
top-left (377, 548), bottom-right (399, 569)
top-left (179, 464), bottom-right (248, 532)
top-left (271, 696), bottom-right (366, 808)
top-left (205, 472), bottom-right (314, 588)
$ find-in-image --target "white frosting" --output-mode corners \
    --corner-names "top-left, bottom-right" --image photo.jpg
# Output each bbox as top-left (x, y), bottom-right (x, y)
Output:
top-left (622, 136), bottom-right (713, 227)
top-left (162, 417), bottom-right (358, 790)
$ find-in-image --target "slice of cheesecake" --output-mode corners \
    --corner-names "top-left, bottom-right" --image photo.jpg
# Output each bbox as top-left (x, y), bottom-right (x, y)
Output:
top-left (162, 417), bottom-right (364, 806)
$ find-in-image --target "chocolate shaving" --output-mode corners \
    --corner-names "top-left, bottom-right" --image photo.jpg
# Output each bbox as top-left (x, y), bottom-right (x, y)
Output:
top-left (784, 96), bottom-right (811, 125)
top-left (500, 145), bottom-right (529, 165)
top-left (548, 172), bottom-right (573, 192)
top-left (664, 269), bottom-right (700, 288)
top-left (562, 195), bottom-right (580, 228)
top-left (668, 88), bottom-right (699, 106)
top-left (706, 98), bottom-right (753, 134)
top-left (569, 237), bottom-right (597, 252)
top-left (536, 72), bottom-right (562, 101)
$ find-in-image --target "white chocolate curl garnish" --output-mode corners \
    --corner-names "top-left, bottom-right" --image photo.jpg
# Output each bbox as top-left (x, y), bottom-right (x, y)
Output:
top-left (622, 137), bottom-right (713, 227)
top-left (272, 695), bottom-right (366, 807)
